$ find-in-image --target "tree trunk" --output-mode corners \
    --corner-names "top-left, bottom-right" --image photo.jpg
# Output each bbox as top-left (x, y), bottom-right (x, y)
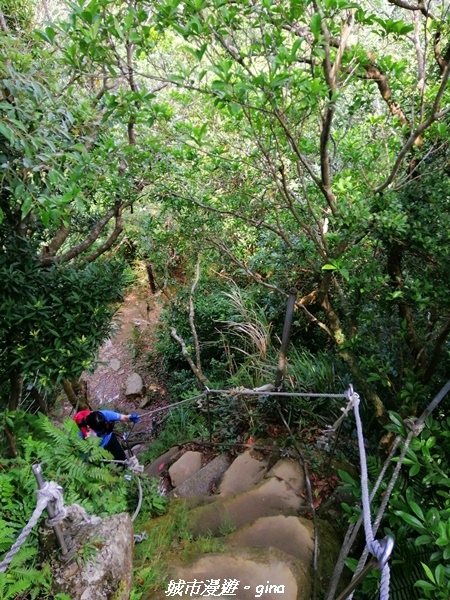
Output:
top-left (4, 425), bottom-right (18, 458)
top-left (9, 371), bottom-right (23, 411)
top-left (28, 386), bottom-right (48, 414)
top-left (62, 378), bottom-right (90, 410)
top-left (145, 261), bottom-right (157, 294)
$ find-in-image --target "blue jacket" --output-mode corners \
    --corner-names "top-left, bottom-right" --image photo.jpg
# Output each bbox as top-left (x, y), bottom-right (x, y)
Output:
top-left (78, 410), bottom-right (122, 448)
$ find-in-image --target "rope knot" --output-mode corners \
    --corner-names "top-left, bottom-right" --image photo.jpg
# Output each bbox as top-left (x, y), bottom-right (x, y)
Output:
top-left (37, 481), bottom-right (67, 526)
top-left (125, 456), bottom-right (144, 473)
top-left (369, 536), bottom-right (395, 571)
top-left (404, 417), bottom-right (425, 437)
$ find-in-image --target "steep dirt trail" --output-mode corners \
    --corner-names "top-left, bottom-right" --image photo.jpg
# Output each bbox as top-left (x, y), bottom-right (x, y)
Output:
top-left (82, 287), bottom-right (167, 413)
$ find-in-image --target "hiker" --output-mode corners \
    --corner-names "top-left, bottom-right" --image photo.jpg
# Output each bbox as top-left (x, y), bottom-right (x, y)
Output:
top-left (74, 409), bottom-right (140, 462)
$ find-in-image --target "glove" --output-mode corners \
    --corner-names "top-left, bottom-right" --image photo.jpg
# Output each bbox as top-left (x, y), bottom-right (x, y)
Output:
top-left (130, 413), bottom-right (140, 424)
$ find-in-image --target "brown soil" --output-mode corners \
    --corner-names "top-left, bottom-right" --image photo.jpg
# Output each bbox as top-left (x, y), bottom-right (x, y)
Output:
top-left (82, 285), bottom-right (168, 415)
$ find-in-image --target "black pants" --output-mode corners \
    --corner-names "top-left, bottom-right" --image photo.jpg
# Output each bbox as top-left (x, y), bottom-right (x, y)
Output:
top-left (104, 432), bottom-right (126, 462)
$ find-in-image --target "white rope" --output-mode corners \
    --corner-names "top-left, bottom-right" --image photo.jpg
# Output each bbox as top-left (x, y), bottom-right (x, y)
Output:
top-left (0, 482), bottom-right (66, 573)
top-left (66, 504), bottom-right (101, 526)
top-left (323, 394), bottom-right (356, 434)
top-left (101, 456), bottom-right (144, 472)
top-left (132, 476), bottom-right (143, 523)
top-left (351, 388), bottom-right (392, 600)
top-left (126, 456), bottom-right (144, 473)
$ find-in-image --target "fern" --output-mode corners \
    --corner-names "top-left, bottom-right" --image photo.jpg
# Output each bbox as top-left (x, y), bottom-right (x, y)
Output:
top-left (0, 411), bottom-right (133, 597)
top-left (0, 546), bottom-right (50, 600)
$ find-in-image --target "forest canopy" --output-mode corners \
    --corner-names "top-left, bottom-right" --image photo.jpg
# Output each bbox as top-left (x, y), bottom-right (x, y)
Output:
top-left (1, 0), bottom-right (450, 598)
top-left (1, 0), bottom-right (449, 416)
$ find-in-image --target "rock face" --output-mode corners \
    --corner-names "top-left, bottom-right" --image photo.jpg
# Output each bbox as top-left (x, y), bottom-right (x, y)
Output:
top-left (146, 446), bottom-right (341, 600)
top-left (51, 512), bottom-right (134, 600)
top-left (171, 547), bottom-right (310, 600)
top-left (125, 373), bottom-right (144, 398)
top-left (224, 515), bottom-right (314, 563)
top-left (187, 476), bottom-right (305, 537)
top-left (168, 451), bottom-right (203, 487)
top-left (169, 454), bottom-right (231, 499)
top-left (145, 446), bottom-right (182, 478)
top-left (218, 449), bottom-right (270, 496)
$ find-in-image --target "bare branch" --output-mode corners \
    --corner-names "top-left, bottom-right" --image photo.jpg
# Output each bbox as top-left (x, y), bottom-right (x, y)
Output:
top-left (362, 64), bottom-right (408, 125)
top-left (170, 327), bottom-right (210, 385)
top-left (84, 214), bottom-right (124, 262)
top-left (40, 202), bottom-right (129, 265)
top-left (387, 0), bottom-right (435, 18)
top-left (0, 9), bottom-right (9, 32)
top-left (189, 258), bottom-right (203, 375)
top-left (374, 63), bottom-right (450, 192)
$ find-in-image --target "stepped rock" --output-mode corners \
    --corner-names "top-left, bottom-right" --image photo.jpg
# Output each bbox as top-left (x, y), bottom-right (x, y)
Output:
top-left (169, 546), bottom-right (310, 600)
top-left (187, 476), bottom-right (304, 537)
top-left (144, 446), bottom-right (182, 478)
top-left (266, 459), bottom-right (305, 495)
top-left (169, 451), bottom-right (203, 487)
top-left (223, 515), bottom-right (314, 563)
top-left (218, 449), bottom-right (270, 496)
top-left (169, 454), bottom-right (231, 498)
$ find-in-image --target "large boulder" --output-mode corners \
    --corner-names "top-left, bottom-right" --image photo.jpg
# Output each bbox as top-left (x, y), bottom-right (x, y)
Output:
top-left (51, 511), bottom-right (134, 600)
top-left (125, 373), bottom-right (144, 398)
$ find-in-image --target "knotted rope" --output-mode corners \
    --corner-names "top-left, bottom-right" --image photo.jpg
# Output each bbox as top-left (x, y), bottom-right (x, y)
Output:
top-left (350, 387), bottom-right (393, 600)
top-left (0, 481), bottom-right (66, 573)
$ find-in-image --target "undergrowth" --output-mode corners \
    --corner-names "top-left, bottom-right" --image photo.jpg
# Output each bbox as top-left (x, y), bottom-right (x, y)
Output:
top-left (141, 406), bottom-right (209, 464)
top-left (131, 501), bottom-right (223, 600)
top-left (0, 411), bottom-right (132, 598)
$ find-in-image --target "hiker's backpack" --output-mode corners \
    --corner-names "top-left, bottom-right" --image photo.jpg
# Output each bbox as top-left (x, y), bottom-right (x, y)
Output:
top-left (74, 410), bottom-right (114, 438)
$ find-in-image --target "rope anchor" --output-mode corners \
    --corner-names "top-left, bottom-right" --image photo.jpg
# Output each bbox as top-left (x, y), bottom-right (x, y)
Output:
top-left (0, 464), bottom-right (71, 574)
top-left (339, 387), bottom-right (394, 600)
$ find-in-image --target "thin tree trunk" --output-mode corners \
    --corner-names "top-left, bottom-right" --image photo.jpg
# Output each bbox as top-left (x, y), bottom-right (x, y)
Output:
top-left (4, 426), bottom-right (18, 457)
top-left (170, 327), bottom-right (211, 386)
top-left (145, 261), bottom-right (157, 294)
top-left (9, 372), bottom-right (23, 411)
top-left (62, 379), bottom-right (90, 410)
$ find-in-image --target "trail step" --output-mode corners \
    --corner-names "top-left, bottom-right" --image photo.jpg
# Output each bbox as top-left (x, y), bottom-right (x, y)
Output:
top-left (169, 454), bottom-right (231, 499)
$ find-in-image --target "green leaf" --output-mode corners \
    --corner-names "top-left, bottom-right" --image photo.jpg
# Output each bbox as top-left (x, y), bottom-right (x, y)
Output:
top-left (416, 535), bottom-right (433, 546)
top-left (322, 264), bottom-right (337, 270)
top-left (408, 500), bottom-right (424, 520)
top-left (414, 580), bottom-right (436, 591)
top-left (421, 562), bottom-right (436, 584)
top-left (388, 411), bottom-right (403, 428)
top-left (409, 463), bottom-right (420, 476)
top-left (435, 564), bottom-right (445, 586)
top-left (21, 197), bottom-right (33, 219)
top-left (311, 13), bottom-right (322, 40)
top-left (0, 122), bottom-right (15, 144)
top-left (394, 511), bottom-right (426, 530)
top-left (338, 469), bottom-right (357, 485)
